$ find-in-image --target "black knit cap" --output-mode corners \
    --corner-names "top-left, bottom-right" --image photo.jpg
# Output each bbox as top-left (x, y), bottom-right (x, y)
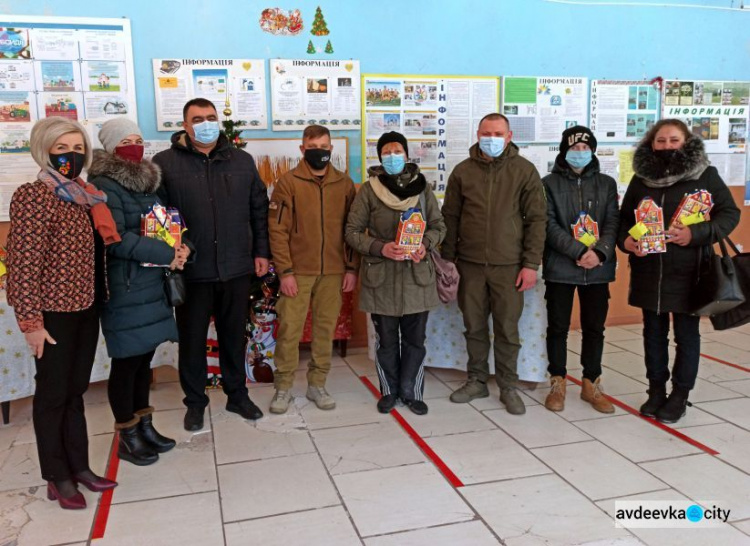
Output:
top-left (560, 125), bottom-right (597, 155)
top-left (376, 131), bottom-right (409, 161)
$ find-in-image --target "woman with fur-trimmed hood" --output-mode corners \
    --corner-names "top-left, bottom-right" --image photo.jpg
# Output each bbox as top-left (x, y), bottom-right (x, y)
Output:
top-left (617, 119), bottom-right (740, 424)
top-left (89, 119), bottom-right (191, 466)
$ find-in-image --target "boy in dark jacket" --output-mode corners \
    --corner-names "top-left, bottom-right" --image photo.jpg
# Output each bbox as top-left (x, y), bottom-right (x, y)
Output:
top-left (542, 126), bottom-right (619, 414)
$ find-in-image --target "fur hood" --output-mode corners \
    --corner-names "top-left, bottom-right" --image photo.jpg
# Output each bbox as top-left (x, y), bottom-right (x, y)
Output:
top-left (633, 135), bottom-right (709, 188)
top-left (88, 149), bottom-right (162, 194)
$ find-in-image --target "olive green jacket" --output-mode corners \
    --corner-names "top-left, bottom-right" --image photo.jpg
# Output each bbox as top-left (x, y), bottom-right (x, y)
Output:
top-left (441, 142), bottom-right (547, 270)
top-left (345, 179), bottom-right (446, 316)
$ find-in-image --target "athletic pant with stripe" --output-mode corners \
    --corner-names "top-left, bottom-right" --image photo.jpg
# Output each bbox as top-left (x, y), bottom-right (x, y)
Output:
top-left (371, 312), bottom-right (429, 402)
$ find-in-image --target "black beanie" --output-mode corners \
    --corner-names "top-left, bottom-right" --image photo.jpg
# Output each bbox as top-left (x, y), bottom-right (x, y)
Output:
top-left (377, 131), bottom-right (409, 161)
top-left (560, 125), bottom-right (597, 155)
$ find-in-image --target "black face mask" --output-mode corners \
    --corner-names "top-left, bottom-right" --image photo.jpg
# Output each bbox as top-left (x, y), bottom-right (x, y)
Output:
top-left (304, 148), bottom-right (331, 171)
top-left (653, 149), bottom-right (681, 163)
top-left (49, 151), bottom-right (86, 180)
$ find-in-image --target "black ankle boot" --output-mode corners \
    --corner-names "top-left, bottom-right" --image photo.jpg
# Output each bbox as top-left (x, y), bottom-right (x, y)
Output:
top-left (639, 381), bottom-right (667, 418)
top-left (118, 424), bottom-right (159, 466)
top-left (656, 386), bottom-right (691, 424)
top-left (137, 413), bottom-right (176, 453)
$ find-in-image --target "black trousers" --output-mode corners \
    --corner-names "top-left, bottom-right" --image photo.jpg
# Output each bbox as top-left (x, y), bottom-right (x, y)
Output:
top-left (643, 310), bottom-right (701, 390)
top-left (33, 305), bottom-right (99, 481)
top-left (545, 281), bottom-right (610, 381)
top-left (176, 275), bottom-right (251, 409)
top-left (108, 350), bottom-right (155, 424)
top-left (371, 312), bottom-right (429, 401)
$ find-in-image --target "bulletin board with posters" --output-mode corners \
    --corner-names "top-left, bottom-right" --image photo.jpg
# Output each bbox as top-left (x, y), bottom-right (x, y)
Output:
top-left (361, 73), bottom-right (500, 199)
top-left (662, 79), bottom-right (749, 189)
top-left (152, 58), bottom-right (268, 131)
top-left (501, 76), bottom-right (588, 143)
top-left (0, 15), bottom-right (137, 220)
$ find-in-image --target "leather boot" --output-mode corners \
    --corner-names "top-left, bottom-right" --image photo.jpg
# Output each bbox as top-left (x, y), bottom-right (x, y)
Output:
top-left (655, 385), bottom-right (691, 424)
top-left (544, 376), bottom-right (566, 412)
top-left (135, 407), bottom-right (176, 453)
top-left (117, 418), bottom-right (159, 466)
top-left (639, 381), bottom-right (667, 418)
top-left (581, 377), bottom-right (615, 414)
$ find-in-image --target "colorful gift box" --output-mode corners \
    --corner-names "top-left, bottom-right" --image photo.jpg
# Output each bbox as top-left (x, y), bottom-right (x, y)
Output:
top-left (669, 190), bottom-right (713, 230)
top-left (571, 212), bottom-right (599, 248)
top-left (0, 246), bottom-right (7, 292)
top-left (633, 197), bottom-right (666, 254)
top-left (395, 207), bottom-right (426, 258)
top-left (141, 204), bottom-right (185, 267)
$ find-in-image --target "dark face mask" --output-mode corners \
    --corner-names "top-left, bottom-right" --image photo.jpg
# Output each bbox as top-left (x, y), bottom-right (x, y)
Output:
top-left (653, 149), bottom-right (681, 163)
top-left (304, 148), bottom-right (331, 171)
top-left (49, 151), bottom-right (86, 180)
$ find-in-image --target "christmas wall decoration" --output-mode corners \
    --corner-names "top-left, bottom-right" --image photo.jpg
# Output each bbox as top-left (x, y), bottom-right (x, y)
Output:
top-left (306, 40), bottom-right (316, 54)
top-left (259, 8), bottom-right (303, 35)
top-left (324, 40), bottom-right (333, 54)
top-left (310, 6), bottom-right (330, 36)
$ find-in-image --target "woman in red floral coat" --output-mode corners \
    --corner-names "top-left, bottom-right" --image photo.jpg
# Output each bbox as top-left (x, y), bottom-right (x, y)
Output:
top-left (6, 117), bottom-right (120, 509)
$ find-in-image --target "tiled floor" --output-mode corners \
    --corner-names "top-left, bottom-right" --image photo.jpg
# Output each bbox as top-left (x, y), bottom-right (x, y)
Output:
top-left (2, 323), bottom-right (750, 545)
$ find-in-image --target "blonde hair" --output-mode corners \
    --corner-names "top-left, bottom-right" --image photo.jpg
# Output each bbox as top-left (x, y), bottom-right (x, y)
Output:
top-left (30, 117), bottom-right (92, 170)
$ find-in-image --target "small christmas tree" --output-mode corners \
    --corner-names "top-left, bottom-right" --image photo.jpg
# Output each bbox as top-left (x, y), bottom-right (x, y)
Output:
top-left (222, 118), bottom-right (247, 149)
top-left (324, 40), bottom-right (333, 54)
top-left (310, 6), bottom-right (329, 36)
top-left (306, 40), bottom-right (316, 54)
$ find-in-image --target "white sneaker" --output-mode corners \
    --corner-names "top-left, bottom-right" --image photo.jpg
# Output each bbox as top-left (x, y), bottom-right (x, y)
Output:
top-left (269, 390), bottom-right (293, 414)
top-left (306, 386), bottom-right (336, 410)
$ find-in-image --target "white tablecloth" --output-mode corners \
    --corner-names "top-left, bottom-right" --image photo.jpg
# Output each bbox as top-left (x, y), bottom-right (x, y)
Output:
top-left (0, 292), bottom-right (178, 403)
top-left (367, 277), bottom-right (549, 383)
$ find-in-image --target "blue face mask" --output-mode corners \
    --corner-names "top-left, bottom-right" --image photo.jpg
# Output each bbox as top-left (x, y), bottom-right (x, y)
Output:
top-left (566, 150), bottom-right (592, 170)
top-left (382, 153), bottom-right (406, 175)
top-left (479, 136), bottom-right (505, 158)
top-left (192, 120), bottom-right (221, 145)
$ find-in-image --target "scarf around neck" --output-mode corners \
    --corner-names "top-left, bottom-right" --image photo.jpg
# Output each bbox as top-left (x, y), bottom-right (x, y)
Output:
top-left (38, 168), bottom-right (121, 245)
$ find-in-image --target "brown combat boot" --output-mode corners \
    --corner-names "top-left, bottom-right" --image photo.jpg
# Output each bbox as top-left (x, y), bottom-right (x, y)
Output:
top-left (544, 376), bottom-right (566, 412)
top-left (581, 377), bottom-right (615, 414)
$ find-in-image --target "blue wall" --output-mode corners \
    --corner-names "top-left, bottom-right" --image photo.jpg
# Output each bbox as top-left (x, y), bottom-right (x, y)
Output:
top-left (3, 0), bottom-right (749, 181)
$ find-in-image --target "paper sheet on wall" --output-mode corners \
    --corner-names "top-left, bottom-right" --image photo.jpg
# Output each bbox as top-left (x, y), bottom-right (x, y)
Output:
top-left (271, 59), bottom-right (360, 131)
top-left (0, 16), bottom-right (138, 219)
top-left (153, 59), bottom-right (268, 131)
top-left (362, 74), bottom-right (499, 198)
top-left (709, 153), bottom-right (746, 187)
top-left (591, 80), bottom-right (660, 142)
top-left (502, 76), bottom-right (588, 143)
top-left (663, 80), bottom-right (749, 154)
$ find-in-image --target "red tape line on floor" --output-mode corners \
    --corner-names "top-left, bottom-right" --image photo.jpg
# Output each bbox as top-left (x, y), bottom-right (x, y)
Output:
top-left (359, 376), bottom-right (465, 488)
top-left (565, 376), bottom-right (719, 456)
top-left (91, 432), bottom-right (121, 540)
top-left (700, 353), bottom-right (750, 373)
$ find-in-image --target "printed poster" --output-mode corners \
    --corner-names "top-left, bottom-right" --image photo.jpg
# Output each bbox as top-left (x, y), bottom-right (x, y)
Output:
top-left (153, 59), bottom-right (268, 131)
top-left (590, 80), bottom-right (660, 142)
top-left (271, 59), bottom-right (360, 131)
top-left (0, 15), bottom-right (138, 219)
top-left (362, 74), bottom-right (500, 198)
top-left (502, 76), bottom-right (588, 143)
top-left (663, 80), bottom-right (749, 154)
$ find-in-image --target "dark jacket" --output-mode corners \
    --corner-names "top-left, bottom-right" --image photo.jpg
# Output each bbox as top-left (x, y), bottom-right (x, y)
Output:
top-left (88, 151), bottom-right (178, 359)
top-left (152, 132), bottom-right (270, 282)
top-left (542, 155), bottom-right (619, 285)
top-left (441, 142), bottom-right (547, 269)
top-left (345, 167), bottom-right (447, 316)
top-left (616, 136), bottom-right (740, 314)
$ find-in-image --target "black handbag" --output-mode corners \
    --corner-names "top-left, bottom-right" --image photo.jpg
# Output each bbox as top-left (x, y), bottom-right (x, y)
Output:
top-left (164, 269), bottom-right (186, 307)
top-left (710, 237), bottom-right (750, 330)
top-left (690, 227), bottom-right (745, 317)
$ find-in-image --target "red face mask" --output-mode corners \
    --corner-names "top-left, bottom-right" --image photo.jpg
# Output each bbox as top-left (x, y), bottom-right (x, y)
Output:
top-left (114, 144), bottom-right (144, 163)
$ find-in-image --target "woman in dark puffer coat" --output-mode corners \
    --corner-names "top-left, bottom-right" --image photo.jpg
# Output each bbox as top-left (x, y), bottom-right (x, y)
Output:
top-left (617, 119), bottom-right (739, 424)
top-left (89, 119), bottom-right (190, 465)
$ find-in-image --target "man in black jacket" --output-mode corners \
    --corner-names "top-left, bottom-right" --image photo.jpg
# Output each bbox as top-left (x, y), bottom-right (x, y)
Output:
top-left (153, 98), bottom-right (270, 431)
